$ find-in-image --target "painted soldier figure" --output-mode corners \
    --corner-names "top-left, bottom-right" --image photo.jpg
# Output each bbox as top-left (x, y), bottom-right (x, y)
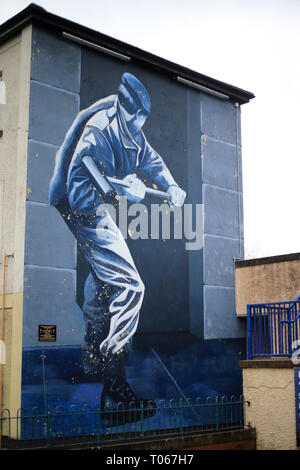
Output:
top-left (49, 73), bottom-right (186, 421)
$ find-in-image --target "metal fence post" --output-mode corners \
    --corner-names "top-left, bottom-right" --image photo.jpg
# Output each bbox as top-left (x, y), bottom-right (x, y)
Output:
top-left (140, 401), bottom-right (144, 441)
top-left (179, 399), bottom-right (183, 436)
top-left (96, 404), bottom-right (101, 448)
top-left (247, 304), bottom-right (252, 359)
top-left (215, 397), bottom-right (219, 432)
top-left (46, 406), bottom-right (51, 449)
top-left (288, 304), bottom-right (292, 355)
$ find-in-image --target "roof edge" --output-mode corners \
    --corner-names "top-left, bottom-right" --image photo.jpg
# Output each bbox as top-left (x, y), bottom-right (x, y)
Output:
top-left (0, 3), bottom-right (255, 104)
top-left (235, 252), bottom-right (300, 268)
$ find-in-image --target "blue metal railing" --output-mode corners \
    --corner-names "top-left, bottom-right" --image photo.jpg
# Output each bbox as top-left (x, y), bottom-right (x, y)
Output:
top-left (0, 395), bottom-right (248, 450)
top-left (247, 295), bottom-right (300, 359)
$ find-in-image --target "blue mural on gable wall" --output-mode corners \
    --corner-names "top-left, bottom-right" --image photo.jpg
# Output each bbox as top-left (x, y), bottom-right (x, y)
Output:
top-left (21, 26), bottom-right (246, 435)
top-left (49, 71), bottom-right (187, 422)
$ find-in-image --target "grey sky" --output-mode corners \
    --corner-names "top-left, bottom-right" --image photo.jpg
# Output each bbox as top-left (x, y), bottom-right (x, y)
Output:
top-left (1, 0), bottom-right (299, 258)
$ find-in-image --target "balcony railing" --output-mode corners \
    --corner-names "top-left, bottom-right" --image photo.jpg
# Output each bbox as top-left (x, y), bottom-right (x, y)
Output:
top-left (247, 295), bottom-right (300, 359)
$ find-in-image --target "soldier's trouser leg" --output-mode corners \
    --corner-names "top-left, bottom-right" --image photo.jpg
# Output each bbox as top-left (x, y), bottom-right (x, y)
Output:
top-left (78, 211), bottom-right (144, 380)
top-left (82, 269), bottom-right (132, 378)
top-left (82, 268), bottom-right (145, 379)
top-left (55, 199), bottom-right (145, 379)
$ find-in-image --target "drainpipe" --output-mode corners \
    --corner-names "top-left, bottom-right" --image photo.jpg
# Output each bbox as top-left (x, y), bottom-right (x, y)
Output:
top-left (0, 253), bottom-right (6, 416)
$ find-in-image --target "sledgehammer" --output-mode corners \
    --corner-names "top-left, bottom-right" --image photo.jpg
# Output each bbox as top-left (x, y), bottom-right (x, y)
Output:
top-left (82, 156), bottom-right (170, 200)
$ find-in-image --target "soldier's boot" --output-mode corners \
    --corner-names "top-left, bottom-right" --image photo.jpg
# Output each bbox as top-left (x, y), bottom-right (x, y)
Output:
top-left (101, 375), bottom-right (156, 427)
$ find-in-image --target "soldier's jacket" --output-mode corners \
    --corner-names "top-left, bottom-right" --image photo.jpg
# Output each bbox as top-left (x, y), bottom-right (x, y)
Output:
top-left (67, 96), bottom-right (176, 216)
top-left (48, 95), bottom-right (177, 356)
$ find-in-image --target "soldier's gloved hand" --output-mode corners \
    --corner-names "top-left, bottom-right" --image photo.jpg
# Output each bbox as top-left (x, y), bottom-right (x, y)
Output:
top-left (122, 174), bottom-right (146, 203)
top-left (167, 185), bottom-right (186, 207)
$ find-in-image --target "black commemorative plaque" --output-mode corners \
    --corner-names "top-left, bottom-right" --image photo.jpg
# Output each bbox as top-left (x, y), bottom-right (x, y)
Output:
top-left (38, 325), bottom-right (57, 342)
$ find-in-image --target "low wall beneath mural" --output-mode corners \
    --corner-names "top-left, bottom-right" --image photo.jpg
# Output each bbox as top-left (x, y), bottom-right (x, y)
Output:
top-left (99, 428), bottom-right (256, 451)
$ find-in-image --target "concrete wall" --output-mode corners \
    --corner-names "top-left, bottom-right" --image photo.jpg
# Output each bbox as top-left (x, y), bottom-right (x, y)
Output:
top-left (240, 359), bottom-right (297, 450)
top-left (0, 25), bottom-right (31, 415)
top-left (235, 253), bottom-right (300, 316)
top-left (19, 24), bottom-right (247, 419)
top-left (23, 26), bottom-right (246, 350)
top-left (201, 95), bottom-right (244, 339)
top-left (23, 25), bottom-right (84, 349)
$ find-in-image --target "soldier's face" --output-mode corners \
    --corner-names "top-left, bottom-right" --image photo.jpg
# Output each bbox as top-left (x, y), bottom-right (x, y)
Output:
top-left (120, 105), bottom-right (147, 135)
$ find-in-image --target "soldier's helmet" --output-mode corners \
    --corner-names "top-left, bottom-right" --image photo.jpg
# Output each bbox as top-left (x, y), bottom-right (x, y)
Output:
top-left (118, 73), bottom-right (151, 117)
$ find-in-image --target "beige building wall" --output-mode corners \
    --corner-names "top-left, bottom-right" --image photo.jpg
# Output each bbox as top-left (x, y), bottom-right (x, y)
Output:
top-left (235, 253), bottom-right (300, 316)
top-left (0, 25), bottom-right (32, 419)
top-left (241, 362), bottom-right (297, 450)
